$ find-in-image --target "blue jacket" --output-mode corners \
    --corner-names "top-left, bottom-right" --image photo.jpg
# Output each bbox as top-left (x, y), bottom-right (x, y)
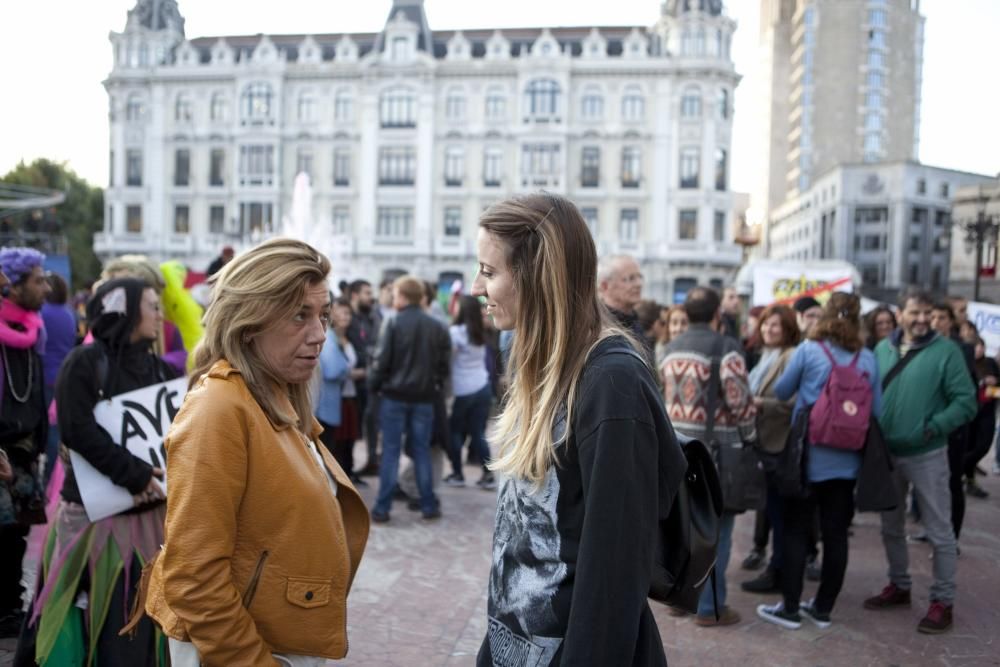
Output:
top-left (316, 330), bottom-right (350, 427)
top-left (775, 340), bottom-right (882, 483)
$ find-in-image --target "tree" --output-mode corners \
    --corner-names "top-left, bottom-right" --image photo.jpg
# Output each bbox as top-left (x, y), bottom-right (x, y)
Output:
top-left (1, 159), bottom-right (103, 291)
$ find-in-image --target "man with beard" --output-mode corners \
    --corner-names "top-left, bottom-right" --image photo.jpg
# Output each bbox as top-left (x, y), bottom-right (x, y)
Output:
top-left (0, 248), bottom-right (51, 637)
top-left (348, 279), bottom-right (383, 476)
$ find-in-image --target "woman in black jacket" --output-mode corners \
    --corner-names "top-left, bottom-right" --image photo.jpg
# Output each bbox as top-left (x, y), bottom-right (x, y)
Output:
top-left (21, 278), bottom-right (177, 665)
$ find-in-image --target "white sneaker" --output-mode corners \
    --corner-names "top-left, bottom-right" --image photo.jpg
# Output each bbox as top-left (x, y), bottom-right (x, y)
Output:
top-left (756, 602), bottom-right (802, 630)
top-left (992, 461), bottom-right (1000, 475)
top-left (799, 598), bottom-right (832, 629)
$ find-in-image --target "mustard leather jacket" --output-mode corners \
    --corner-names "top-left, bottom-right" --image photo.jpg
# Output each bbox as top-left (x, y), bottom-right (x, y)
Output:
top-left (145, 361), bottom-right (369, 665)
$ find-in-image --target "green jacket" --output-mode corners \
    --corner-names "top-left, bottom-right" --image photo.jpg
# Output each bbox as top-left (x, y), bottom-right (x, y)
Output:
top-left (875, 332), bottom-right (977, 457)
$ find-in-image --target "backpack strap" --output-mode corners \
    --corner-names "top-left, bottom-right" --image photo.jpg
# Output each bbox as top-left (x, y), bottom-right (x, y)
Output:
top-left (704, 336), bottom-right (725, 445)
top-left (882, 345), bottom-right (925, 391)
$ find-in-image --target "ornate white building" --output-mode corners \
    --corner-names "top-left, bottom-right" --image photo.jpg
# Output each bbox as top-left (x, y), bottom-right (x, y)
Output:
top-left (99, 0), bottom-right (742, 302)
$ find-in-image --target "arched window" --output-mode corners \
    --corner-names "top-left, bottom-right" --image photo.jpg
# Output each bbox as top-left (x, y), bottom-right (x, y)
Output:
top-left (334, 89), bottom-right (353, 123)
top-left (681, 86), bottom-right (702, 118)
top-left (580, 87), bottom-right (604, 120)
top-left (445, 87), bottom-right (466, 121)
top-left (380, 86), bottom-right (416, 128)
top-left (210, 93), bottom-right (228, 122)
top-left (484, 87), bottom-right (506, 121)
top-left (297, 90), bottom-right (317, 123)
top-left (621, 86), bottom-right (644, 122)
top-left (241, 82), bottom-right (273, 123)
top-left (175, 93), bottom-right (193, 123)
top-left (524, 79), bottom-right (560, 119)
top-left (717, 88), bottom-right (729, 120)
top-left (126, 93), bottom-right (145, 122)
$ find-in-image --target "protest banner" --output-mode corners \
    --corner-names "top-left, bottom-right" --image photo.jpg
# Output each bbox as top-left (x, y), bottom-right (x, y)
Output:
top-left (968, 300), bottom-right (1000, 357)
top-left (751, 263), bottom-right (855, 307)
top-left (69, 377), bottom-right (187, 521)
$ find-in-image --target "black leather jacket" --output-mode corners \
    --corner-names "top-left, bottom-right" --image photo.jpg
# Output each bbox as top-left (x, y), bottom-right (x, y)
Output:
top-left (369, 305), bottom-right (450, 402)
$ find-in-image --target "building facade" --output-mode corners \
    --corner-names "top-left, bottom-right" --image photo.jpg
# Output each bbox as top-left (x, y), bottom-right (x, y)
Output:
top-left (99, 0), bottom-right (744, 301)
top-left (767, 161), bottom-right (994, 299)
top-left (754, 0), bottom-right (924, 249)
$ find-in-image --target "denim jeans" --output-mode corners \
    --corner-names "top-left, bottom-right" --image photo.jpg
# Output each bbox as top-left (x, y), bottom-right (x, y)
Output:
top-left (374, 397), bottom-right (437, 515)
top-left (880, 447), bottom-right (957, 603)
top-left (447, 384), bottom-right (493, 477)
top-left (698, 512), bottom-right (735, 617)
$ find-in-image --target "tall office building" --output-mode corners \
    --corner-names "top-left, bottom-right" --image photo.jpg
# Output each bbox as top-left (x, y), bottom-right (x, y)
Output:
top-left (756, 0), bottom-right (924, 225)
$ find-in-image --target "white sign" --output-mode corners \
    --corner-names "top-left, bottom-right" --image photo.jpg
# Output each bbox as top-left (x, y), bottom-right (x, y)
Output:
top-left (751, 264), bottom-right (855, 307)
top-left (70, 378), bottom-right (187, 521)
top-left (968, 301), bottom-right (1000, 357)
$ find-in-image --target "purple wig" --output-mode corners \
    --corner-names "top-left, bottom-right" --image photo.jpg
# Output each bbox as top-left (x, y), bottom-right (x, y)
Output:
top-left (0, 247), bottom-right (46, 284)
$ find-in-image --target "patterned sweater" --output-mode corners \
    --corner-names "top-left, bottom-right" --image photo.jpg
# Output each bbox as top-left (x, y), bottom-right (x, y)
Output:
top-left (659, 324), bottom-right (756, 445)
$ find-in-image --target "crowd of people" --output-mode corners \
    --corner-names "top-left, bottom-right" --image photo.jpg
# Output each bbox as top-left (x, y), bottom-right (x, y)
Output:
top-left (0, 189), bottom-right (998, 664)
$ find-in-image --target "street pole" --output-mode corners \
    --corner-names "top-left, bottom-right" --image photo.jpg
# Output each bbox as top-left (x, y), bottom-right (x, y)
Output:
top-left (974, 210), bottom-right (984, 302)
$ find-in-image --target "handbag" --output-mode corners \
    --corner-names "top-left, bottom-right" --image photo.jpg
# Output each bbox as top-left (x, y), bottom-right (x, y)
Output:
top-left (705, 337), bottom-right (765, 513)
top-left (855, 417), bottom-right (898, 512)
top-left (773, 408), bottom-right (811, 499)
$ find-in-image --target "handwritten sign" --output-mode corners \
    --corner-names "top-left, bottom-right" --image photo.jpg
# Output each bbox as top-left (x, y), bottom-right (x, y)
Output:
top-left (70, 378), bottom-right (187, 521)
top-left (751, 264), bottom-right (854, 307)
top-left (968, 301), bottom-right (1000, 358)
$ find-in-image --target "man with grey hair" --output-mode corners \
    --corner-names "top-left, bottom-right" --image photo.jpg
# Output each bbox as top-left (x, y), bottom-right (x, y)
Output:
top-left (597, 255), bottom-right (648, 351)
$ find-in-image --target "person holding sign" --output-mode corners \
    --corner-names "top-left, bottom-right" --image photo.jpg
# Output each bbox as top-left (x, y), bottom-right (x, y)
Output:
top-left (23, 277), bottom-right (178, 665)
top-left (143, 238), bottom-right (369, 666)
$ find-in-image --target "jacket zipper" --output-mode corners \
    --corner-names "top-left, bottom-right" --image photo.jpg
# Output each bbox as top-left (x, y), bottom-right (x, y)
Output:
top-left (242, 550), bottom-right (269, 609)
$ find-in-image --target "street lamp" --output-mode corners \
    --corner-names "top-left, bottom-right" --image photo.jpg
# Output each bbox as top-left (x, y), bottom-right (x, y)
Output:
top-left (952, 187), bottom-right (1000, 302)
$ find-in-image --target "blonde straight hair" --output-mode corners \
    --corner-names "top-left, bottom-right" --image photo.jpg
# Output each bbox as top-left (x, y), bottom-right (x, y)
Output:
top-left (190, 238), bottom-right (331, 433)
top-left (482, 193), bottom-right (633, 485)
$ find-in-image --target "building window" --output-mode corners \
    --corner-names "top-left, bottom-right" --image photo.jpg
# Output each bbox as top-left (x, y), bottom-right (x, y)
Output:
top-left (581, 207), bottom-right (598, 237)
top-left (714, 148), bottom-right (727, 191)
top-left (296, 148), bottom-right (313, 178)
top-left (866, 91), bottom-right (883, 108)
top-left (239, 202), bottom-right (274, 235)
top-left (620, 208), bottom-right (639, 242)
top-left (865, 112), bottom-right (882, 131)
top-left (861, 265), bottom-right (881, 286)
top-left (869, 8), bottom-right (887, 27)
top-left (681, 86), bottom-right (702, 118)
top-left (911, 207), bottom-right (929, 225)
top-left (444, 147), bottom-right (464, 186)
top-left (444, 206), bottom-right (462, 237)
top-left (909, 235), bottom-right (921, 251)
top-left (867, 50), bottom-right (884, 69)
top-left (485, 88), bottom-right (506, 120)
top-left (175, 93), bottom-right (193, 123)
top-left (241, 82), bottom-right (273, 123)
top-left (174, 149), bottom-right (190, 187)
top-left (445, 89), bottom-right (466, 121)
top-left (679, 148), bottom-right (700, 188)
top-left (126, 149), bottom-right (142, 187)
top-left (210, 149), bottom-right (225, 186)
top-left (863, 132), bottom-right (881, 161)
top-left (109, 151), bottom-right (114, 186)
top-left (332, 206), bottom-right (349, 235)
top-left (391, 36), bottom-right (409, 61)
top-left (379, 146), bottom-right (416, 186)
top-left (174, 205), bottom-right (190, 234)
top-left (334, 90), bottom-right (353, 123)
top-left (581, 90), bottom-right (603, 120)
top-left (909, 264), bottom-right (920, 284)
top-left (869, 30), bottom-right (886, 48)
top-left (940, 182), bottom-right (950, 198)
top-left (238, 145), bottom-right (275, 186)
top-left (210, 93), bottom-right (228, 122)
top-left (333, 148), bottom-right (351, 186)
top-left (932, 266), bottom-right (943, 289)
top-left (524, 79), bottom-right (560, 119)
top-left (917, 178), bottom-right (926, 195)
top-left (209, 205), bottom-right (225, 234)
top-left (867, 71), bottom-right (884, 89)
top-left (673, 277), bottom-right (697, 304)
top-left (678, 209), bottom-right (698, 240)
top-left (935, 210), bottom-right (949, 226)
top-left (621, 147), bottom-right (641, 188)
top-left (380, 87), bottom-right (416, 128)
top-left (521, 144), bottom-right (561, 186)
top-left (483, 148), bottom-right (503, 187)
top-left (621, 87), bottom-right (644, 122)
top-left (717, 89), bottom-right (729, 120)
top-left (854, 206), bottom-right (889, 224)
top-left (297, 91), bottom-right (317, 123)
top-left (126, 205), bottom-right (142, 233)
top-left (581, 147), bottom-right (600, 188)
top-left (376, 206), bottom-right (413, 241)
top-left (126, 94), bottom-right (145, 122)
top-left (713, 210), bottom-right (726, 242)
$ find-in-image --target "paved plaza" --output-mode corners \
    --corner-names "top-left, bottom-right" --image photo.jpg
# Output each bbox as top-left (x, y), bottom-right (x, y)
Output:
top-left (3, 453), bottom-right (999, 666)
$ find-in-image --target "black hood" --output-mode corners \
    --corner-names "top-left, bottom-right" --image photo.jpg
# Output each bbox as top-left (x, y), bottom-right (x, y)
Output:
top-left (87, 277), bottom-right (148, 349)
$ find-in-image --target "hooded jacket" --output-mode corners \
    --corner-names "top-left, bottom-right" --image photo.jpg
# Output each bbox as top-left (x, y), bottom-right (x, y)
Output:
top-left (56, 278), bottom-right (177, 505)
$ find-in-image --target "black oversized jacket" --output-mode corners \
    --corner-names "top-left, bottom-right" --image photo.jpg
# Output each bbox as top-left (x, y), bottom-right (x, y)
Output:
top-left (479, 337), bottom-right (686, 667)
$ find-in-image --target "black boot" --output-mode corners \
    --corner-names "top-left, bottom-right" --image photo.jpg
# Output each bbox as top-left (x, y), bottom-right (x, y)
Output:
top-left (741, 567), bottom-right (780, 594)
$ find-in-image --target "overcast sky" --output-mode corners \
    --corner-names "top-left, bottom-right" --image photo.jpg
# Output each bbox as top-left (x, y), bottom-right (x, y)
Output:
top-left (1, 0), bottom-right (997, 193)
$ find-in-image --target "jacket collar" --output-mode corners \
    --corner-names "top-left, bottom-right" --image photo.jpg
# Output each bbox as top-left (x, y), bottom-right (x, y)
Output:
top-left (890, 328), bottom-right (938, 351)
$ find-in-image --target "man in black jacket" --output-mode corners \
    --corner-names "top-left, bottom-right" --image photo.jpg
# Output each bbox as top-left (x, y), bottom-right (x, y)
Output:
top-left (0, 247), bottom-right (50, 638)
top-left (369, 275), bottom-right (450, 523)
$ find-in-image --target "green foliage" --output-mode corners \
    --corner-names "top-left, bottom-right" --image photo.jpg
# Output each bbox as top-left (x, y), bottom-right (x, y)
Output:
top-left (1, 158), bottom-right (104, 291)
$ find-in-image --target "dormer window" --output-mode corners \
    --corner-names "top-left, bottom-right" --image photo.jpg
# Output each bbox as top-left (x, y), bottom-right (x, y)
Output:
top-left (391, 36), bottom-right (409, 61)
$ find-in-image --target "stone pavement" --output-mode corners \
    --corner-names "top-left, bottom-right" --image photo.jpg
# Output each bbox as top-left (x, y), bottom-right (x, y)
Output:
top-left (4, 458), bottom-right (1000, 666)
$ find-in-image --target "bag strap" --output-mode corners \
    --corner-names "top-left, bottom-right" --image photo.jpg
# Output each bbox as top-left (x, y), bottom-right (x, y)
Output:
top-left (705, 336), bottom-right (725, 445)
top-left (882, 344), bottom-right (925, 391)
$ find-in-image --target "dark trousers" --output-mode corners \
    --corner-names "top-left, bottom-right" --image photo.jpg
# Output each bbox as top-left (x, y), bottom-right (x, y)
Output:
top-left (965, 406), bottom-right (995, 478)
top-left (447, 385), bottom-right (493, 477)
top-left (318, 420), bottom-right (354, 478)
top-left (947, 429), bottom-right (967, 538)
top-left (753, 509), bottom-right (770, 552)
top-left (0, 523), bottom-right (29, 614)
top-left (780, 479), bottom-right (855, 615)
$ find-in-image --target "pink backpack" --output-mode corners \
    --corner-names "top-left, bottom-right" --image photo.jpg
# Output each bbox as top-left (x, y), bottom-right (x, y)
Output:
top-left (808, 343), bottom-right (872, 451)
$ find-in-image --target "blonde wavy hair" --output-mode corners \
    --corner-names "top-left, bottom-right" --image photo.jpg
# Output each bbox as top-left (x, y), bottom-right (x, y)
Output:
top-left (482, 193), bottom-right (633, 485)
top-left (190, 238), bottom-right (331, 433)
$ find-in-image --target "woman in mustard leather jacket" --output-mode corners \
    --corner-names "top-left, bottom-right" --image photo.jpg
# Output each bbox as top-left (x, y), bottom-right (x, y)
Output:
top-left (144, 239), bottom-right (369, 666)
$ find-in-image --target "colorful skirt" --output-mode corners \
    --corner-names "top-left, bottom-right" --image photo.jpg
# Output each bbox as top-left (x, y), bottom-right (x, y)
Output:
top-left (29, 501), bottom-right (167, 666)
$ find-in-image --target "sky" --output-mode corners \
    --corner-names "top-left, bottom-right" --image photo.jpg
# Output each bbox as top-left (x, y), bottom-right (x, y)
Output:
top-left (0, 0), bottom-right (997, 193)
